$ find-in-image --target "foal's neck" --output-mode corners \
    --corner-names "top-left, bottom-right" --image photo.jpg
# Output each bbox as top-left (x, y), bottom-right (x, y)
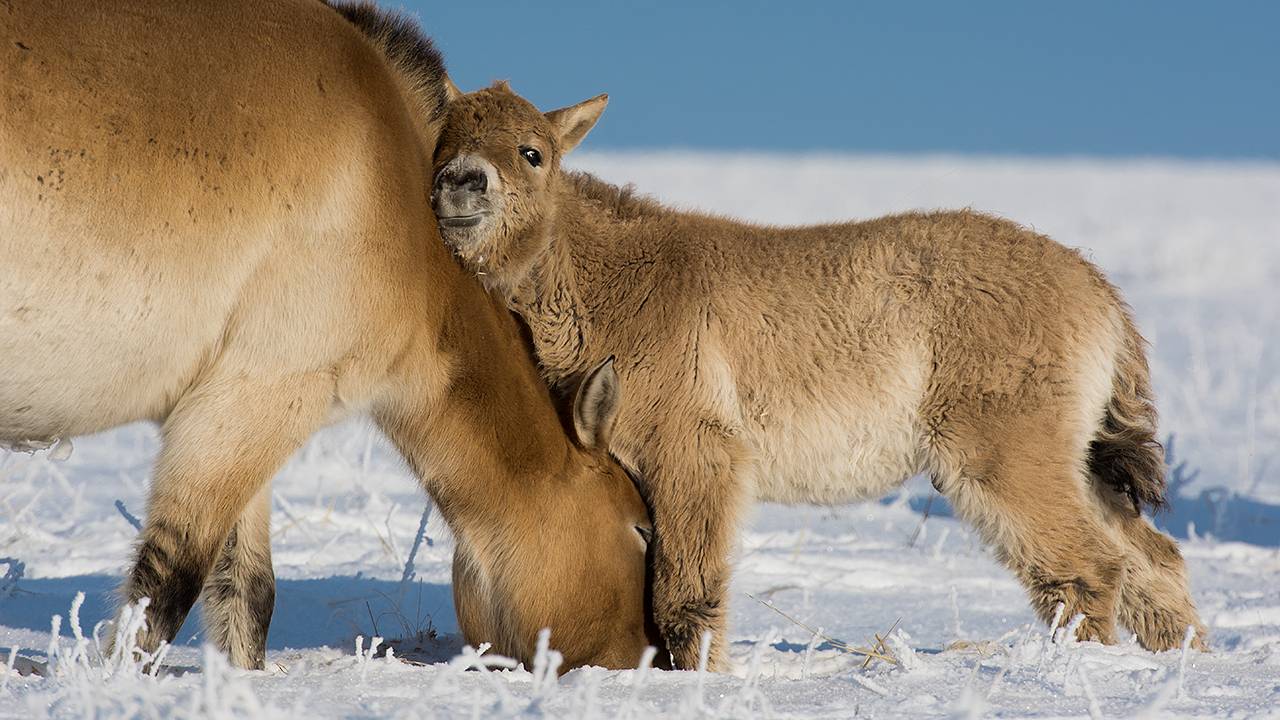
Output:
top-left (511, 177), bottom-right (657, 386)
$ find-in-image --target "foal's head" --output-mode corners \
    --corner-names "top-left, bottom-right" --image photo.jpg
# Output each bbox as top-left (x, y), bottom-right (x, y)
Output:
top-left (431, 82), bottom-right (606, 293)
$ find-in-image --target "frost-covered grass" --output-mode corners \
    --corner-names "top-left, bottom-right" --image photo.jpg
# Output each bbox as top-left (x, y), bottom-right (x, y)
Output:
top-left (2, 154), bottom-right (1279, 718)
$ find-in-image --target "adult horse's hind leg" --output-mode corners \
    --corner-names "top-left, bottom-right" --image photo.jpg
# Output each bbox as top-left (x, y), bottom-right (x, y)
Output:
top-left (932, 414), bottom-right (1125, 644)
top-left (201, 483), bottom-right (276, 669)
top-left (116, 372), bottom-right (329, 663)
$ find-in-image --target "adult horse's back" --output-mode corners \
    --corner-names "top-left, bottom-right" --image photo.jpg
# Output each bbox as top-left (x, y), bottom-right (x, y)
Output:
top-left (2, 0), bottom-right (431, 435)
top-left (1, 0), bottom-right (659, 671)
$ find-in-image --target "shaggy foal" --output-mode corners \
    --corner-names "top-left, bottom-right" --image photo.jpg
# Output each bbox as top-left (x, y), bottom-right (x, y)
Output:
top-left (430, 82), bottom-right (1208, 669)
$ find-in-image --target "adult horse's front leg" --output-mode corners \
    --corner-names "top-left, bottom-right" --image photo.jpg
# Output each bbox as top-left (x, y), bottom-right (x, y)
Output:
top-left (647, 424), bottom-right (751, 671)
top-left (115, 372), bottom-right (329, 664)
top-left (200, 484), bottom-right (276, 669)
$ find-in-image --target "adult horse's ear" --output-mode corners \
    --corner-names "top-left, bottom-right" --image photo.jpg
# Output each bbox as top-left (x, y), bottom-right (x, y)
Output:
top-left (443, 74), bottom-right (463, 103)
top-left (546, 94), bottom-right (608, 154)
top-left (573, 355), bottom-right (620, 449)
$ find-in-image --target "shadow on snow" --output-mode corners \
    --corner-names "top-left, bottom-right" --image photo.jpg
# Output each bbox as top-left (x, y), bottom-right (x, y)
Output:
top-left (0, 574), bottom-right (460, 656)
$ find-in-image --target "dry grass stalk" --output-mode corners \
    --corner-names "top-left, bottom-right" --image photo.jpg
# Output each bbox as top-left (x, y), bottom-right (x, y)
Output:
top-left (860, 617), bottom-right (901, 669)
top-left (907, 492), bottom-right (937, 548)
top-left (746, 593), bottom-right (899, 667)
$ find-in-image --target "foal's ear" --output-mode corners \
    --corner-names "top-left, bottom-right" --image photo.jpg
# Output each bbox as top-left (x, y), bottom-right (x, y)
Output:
top-left (443, 74), bottom-right (463, 103)
top-left (573, 355), bottom-right (620, 449)
top-left (545, 94), bottom-right (608, 154)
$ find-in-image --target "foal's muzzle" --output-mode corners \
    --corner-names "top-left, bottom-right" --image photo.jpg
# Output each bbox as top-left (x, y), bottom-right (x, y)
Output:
top-left (433, 156), bottom-right (496, 230)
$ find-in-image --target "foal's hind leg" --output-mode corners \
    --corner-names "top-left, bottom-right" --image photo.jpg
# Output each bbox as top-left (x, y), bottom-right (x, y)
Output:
top-left (115, 373), bottom-right (328, 664)
top-left (1112, 513), bottom-right (1208, 651)
top-left (1086, 458), bottom-right (1208, 651)
top-left (200, 483), bottom-right (276, 669)
top-left (933, 423), bottom-right (1125, 643)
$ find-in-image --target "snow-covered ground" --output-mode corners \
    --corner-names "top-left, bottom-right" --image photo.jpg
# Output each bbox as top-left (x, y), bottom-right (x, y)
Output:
top-left (2, 154), bottom-right (1278, 718)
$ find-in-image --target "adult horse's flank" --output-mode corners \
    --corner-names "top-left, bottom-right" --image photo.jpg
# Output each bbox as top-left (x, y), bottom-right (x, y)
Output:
top-left (0, 1), bottom-right (659, 671)
top-left (431, 82), bottom-right (1207, 669)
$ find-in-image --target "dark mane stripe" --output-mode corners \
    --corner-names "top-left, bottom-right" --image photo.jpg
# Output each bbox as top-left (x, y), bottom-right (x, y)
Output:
top-left (325, 1), bottom-right (449, 125)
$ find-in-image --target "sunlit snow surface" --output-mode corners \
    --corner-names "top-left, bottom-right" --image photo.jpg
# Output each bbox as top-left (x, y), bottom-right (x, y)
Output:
top-left (2, 154), bottom-right (1278, 718)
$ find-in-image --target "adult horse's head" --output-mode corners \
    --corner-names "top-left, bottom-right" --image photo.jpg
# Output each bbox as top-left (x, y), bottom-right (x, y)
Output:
top-left (451, 354), bottom-right (666, 670)
top-left (431, 82), bottom-right (607, 294)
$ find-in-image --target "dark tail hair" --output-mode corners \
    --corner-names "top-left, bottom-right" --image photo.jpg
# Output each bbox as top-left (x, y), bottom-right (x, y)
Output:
top-left (1087, 311), bottom-right (1167, 514)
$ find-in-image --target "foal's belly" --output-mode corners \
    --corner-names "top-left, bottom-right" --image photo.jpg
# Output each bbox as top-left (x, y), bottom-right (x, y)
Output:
top-left (745, 356), bottom-right (929, 505)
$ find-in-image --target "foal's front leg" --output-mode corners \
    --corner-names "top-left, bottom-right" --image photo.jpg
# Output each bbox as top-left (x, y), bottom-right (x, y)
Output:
top-left (646, 424), bottom-right (751, 671)
top-left (114, 373), bottom-right (327, 665)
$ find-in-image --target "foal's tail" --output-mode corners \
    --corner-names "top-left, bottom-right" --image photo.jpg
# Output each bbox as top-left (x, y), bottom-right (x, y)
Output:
top-left (1087, 309), bottom-right (1208, 650)
top-left (1087, 310), bottom-right (1167, 515)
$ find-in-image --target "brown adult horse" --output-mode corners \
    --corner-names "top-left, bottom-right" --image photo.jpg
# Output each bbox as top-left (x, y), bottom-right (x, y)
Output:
top-left (0, 1), bottom-right (659, 671)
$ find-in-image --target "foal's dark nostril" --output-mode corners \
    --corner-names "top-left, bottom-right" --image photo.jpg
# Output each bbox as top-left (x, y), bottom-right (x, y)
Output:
top-left (439, 168), bottom-right (487, 195)
top-left (462, 169), bottom-right (487, 194)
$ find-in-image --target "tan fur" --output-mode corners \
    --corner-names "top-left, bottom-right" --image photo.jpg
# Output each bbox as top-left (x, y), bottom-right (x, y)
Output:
top-left (1, 1), bottom-right (660, 671)
top-left (430, 84), bottom-right (1208, 668)
top-left (202, 485), bottom-right (275, 668)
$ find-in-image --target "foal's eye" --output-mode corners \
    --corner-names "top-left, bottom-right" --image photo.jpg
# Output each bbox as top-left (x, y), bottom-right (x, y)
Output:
top-left (519, 146), bottom-right (542, 167)
top-left (635, 526), bottom-right (654, 544)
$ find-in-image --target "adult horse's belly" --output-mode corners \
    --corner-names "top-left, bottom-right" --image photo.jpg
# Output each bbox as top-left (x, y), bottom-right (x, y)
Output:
top-left (0, 231), bottom-right (236, 441)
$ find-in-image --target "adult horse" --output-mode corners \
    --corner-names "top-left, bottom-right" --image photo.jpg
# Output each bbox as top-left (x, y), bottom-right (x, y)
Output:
top-left (0, 1), bottom-right (658, 671)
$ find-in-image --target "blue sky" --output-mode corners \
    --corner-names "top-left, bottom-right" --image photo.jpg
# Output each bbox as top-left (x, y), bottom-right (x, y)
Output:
top-left (401, 1), bottom-right (1279, 159)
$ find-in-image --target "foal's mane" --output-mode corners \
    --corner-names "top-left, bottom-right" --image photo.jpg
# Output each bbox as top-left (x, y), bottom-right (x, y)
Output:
top-left (325, 1), bottom-right (449, 126)
top-left (564, 171), bottom-right (665, 220)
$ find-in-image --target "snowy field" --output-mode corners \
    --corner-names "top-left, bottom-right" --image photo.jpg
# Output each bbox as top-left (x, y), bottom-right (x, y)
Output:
top-left (2, 154), bottom-right (1278, 718)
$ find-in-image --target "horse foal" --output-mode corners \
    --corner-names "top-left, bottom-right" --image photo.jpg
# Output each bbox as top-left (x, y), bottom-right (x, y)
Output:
top-left (429, 82), bottom-right (1208, 669)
